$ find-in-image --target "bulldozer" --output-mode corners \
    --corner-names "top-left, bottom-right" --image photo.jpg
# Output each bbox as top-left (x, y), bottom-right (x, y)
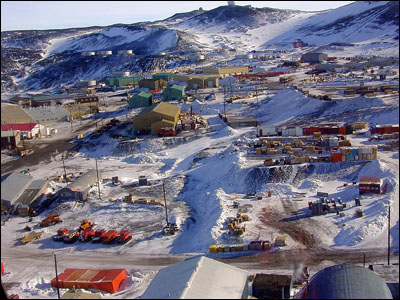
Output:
top-left (79, 220), bottom-right (95, 232)
top-left (39, 213), bottom-right (62, 227)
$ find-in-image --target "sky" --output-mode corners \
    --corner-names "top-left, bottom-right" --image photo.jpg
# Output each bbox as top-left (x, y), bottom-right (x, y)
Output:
top-left (1, 1), bottom-right (355, 31)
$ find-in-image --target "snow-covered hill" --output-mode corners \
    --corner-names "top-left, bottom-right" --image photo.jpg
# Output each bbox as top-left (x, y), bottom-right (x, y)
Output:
top-left (1, 1), bottom-right (398, 94)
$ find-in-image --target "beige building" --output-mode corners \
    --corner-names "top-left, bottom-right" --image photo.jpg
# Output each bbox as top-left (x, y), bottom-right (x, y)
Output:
top-left (138, 79), bottom-right (168, 90)
top-left (202, 66), bottom-right (249, 78)
top-left (187, 75), bottom-right (219, 89)
top-left (133, 102), bottom-right (181, 135)
top-left (1, 103), bottom-right (33, 124)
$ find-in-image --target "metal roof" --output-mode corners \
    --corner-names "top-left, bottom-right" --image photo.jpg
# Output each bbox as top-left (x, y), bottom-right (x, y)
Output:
top-left (1, 172), bottom-right (33, 204)
top-left (1, 123), bottom-right (39, 132)
top-left (15, 180), bottom-right (48, 207)
top-left (63, 170), bottom-right (101, 193)
top-left (141, 256), bottom-right (248, 299)
top-left (305, 264), bottom-right (393, 299)
top-left (23, 106), bottom-right (70, 120)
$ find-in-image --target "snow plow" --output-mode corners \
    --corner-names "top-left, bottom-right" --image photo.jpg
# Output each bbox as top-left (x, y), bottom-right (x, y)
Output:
top-left (39, 213), bottom-right (62, 227)
top-left (53, 228), bottom-right (69, 242)
top-left (79, 220), bottom-right (95, 232)
top-left (91, 229), bottom-right (106, 243)
top-left (115, 230), bottom-right (132, 244)
top-left (63, 229), bottom-right (80, 244)
top-left (102, 230), bottom-right (119, 244)
top-left (79, 228), bottom-right (95, 242)
top-left (21, 231), bottom-right (43, 244)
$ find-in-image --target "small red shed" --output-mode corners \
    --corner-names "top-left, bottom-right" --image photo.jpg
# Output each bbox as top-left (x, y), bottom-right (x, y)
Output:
top-left (359, 176), bottom-right (383, 194)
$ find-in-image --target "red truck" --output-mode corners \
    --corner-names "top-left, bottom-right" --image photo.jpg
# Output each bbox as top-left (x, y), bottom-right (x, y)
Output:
top-left (63, 229), bottom-right (80, 244)
top-left (40, 213), bottom-right (62, 227)
top-left (158, 127), bottom-right (176, 137)
top-left (53, 228), bottom-right (69, 242)
top-left (102, 230), bottom-right (119, 244)
top-left (115, 230), bottom-right (132, 244)
top-left (91, 229), bottom-right (106, 243)
top-left (79, 228), bottom-right (95, 242)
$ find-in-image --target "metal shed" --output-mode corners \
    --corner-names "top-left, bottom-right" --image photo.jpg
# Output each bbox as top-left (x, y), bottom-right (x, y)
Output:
top-left (1, 172), bottom-right (33, 209)
top-left (152, 73), bottom-right (176, 82)
top-left (301, 53), bottom-right (328, 64)
top-left (162, 85), bottom-right (185, 101)
top-left (141, 256), bottom-right (249, 299)
top-left (302, 264), bottom-right (393, 299)
top-left (129, 92), bottom-right (153, 109)
top-left (58, 169), bottom-right (102, 201)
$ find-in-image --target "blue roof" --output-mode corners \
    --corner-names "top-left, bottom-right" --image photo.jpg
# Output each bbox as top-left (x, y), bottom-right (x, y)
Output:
top-left (305, 264), bottom-right (392, 299)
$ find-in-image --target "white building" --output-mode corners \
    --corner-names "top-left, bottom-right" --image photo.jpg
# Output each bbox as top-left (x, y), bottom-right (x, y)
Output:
top-left (141, 256), bottom-right (249, 299)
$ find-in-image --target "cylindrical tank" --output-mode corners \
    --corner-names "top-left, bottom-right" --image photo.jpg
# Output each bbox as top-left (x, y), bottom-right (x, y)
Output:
top-left (118, 50), bottom-right (133, 55)
top-left (87, 80), bottom-right (97, 87)
top-left (99, 50), bottom-right (112, 56)
top-left (81, 51), bottom-right (96, 57)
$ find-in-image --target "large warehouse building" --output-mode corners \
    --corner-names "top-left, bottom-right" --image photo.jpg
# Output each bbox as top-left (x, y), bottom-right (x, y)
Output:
top-left (133, 102), bottom-right (180, 135)
top-left (141, 256), bottom-right (249, 299)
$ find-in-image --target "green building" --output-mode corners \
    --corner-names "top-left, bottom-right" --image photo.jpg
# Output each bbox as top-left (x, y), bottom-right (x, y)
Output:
top-left (116, 76), bottom-right (144, 88)
top-left (129, 91), bottom-right (153, 109)
top-left (152, 73), bottom-right (176, 82)
top-left (105, 76), bottom-right (144, 88)
top-left (105, 77), bottom-right (118, 87)
top-left (162, 85), bottom-right (185, 102)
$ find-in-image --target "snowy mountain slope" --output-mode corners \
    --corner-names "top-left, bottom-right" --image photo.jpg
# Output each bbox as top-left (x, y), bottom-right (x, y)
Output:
top-left (264, 1), bottom-right (399, 46)
top-left (1, 1), bottom-right (398, 94)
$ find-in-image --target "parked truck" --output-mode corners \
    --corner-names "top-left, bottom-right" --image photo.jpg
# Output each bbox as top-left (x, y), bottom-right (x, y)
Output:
top-left (102, 230), bottom-right (119, 244)
top-left (79, 220), bottom-right (95, 232)
top-left (79, 228), bottom-right (95, 242)
top-left (162, 222), bottom-right (179, 235)
top-left (39, 213), bottom-right (62, 227)
top-left (63, 229), bottom-right (80, 244)
top-left (115, 230), bottom-right (132, 244)
top-left (91, 229), bottom-right (106, 243)
top-left (53, 228), bottom-right (69, 242)
top-left (158, 127), bottom-right (176, 137)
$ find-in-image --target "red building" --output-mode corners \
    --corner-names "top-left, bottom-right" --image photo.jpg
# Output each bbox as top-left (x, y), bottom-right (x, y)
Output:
top-left (370, 124), bottom-right (399, 135)
top-left (359, 176), bottom-right (383, 194)
top-left (302, 123), bottom-right (346, 135)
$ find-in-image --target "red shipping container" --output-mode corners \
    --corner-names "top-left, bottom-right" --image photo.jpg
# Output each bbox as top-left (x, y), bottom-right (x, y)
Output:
top-left (331, 152), bottom-right (342, 162)
top-left (1, 262), bottom-right (4, 274)
top-left (339, 127), bottom-right (346, 135)
top-left (51, 269), bottom-right (126, 294)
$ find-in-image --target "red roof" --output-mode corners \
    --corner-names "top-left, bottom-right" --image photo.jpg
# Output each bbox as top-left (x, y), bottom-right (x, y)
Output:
top-left (1, 123), bottom-right (38, 132)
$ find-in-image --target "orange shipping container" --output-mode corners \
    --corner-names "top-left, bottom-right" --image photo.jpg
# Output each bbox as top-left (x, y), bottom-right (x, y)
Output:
top-left (51, 269), bottom-right (126, 294)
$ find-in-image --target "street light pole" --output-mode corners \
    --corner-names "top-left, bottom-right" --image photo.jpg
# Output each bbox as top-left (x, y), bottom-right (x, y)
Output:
top-left (388, 202), bottom-right (391, 265)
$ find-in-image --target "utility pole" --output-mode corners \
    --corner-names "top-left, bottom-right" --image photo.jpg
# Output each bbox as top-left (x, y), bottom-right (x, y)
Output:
top-left (388, 202), bottom-right (391, 265)
top-left (95, 158), bottom-right (101, 199)
top-left (255, 85), bottom-right (259, 106)
top-left (54, 254), bottom-right (60, 299)
top-left (163, 181), bottom-right (168, 223)
top-left (78, 105), bottom-right (82, 125)
top-left (223, 87), bottom-right (226, 115)
top-left (68, 106), bottom-right (73, 132)
top-left (62, 154), bottom-right (68, 186)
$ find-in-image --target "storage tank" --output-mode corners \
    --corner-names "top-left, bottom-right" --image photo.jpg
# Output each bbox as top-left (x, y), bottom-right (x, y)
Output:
top-left (87, 80), bottom-right (97, 87)
top-left (118, 50), bottom-right (134, 55)
top-left (98, 50), bottom-right (113, 56)
top-left (81, 51), bottom-right (96, 57)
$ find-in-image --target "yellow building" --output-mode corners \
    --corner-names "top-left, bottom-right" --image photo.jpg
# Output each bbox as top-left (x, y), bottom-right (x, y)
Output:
top-left (202, 66), bottom-right (249, 78)
top-left (133, 102), bottom-right (181, 135)
top-left (1, 103), bottom-right (33, 124)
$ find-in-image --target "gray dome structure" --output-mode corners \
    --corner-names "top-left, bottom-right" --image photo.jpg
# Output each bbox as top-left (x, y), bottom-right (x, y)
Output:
top-left (304, 264), bottom-right (392, 299)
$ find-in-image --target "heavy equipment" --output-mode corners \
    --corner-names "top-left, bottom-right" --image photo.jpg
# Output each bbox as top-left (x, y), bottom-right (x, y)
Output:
top-left (39, 213), bottom-right (62, 227)
top-left (53, 228), bottom-right (69, 242)
top-left (91, 229), bottom-right (106, 243)
top-left (79, 228), bottom-right (95, 242)
top-left (158, 127), bottom-right (176, 137)
top-left (79, 220), bottom-right (95, 232)
top-left (115, 230), bottom-right (132, 244)
top-left (102, 230), bottom-right (119, 244)
top-left (21, 231), bottom-right (43, 244)
top-left (162, 222), bottom-right (179, 235)
top-left (63, 229), bottom-right (80, 243)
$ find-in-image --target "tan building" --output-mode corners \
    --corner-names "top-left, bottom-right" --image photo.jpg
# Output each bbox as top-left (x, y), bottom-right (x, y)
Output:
top-left (133, 102), bottom-right (181, 135)
top-left (138, 79), bottom-right (168, 90)
top-left (187, 75), bottom-right (219, 89)
top-left (1, 103), bottom-right (33, 124)
top-left (202, 66), bottom-right (249, 78)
